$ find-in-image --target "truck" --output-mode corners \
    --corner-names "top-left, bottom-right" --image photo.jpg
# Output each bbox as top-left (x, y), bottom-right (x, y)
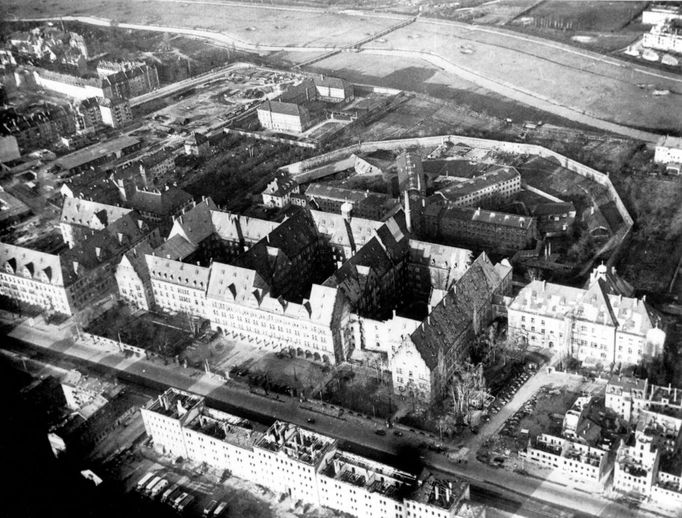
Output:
top-left (149, 478), bottom-right (169, 499)
top-left (135, 472), bottom-right (154, 491)
top-left (213, 501), bottom-right (228, 516)
top-left (160, 483), bottom-right (180, 504)
top-left (144, 476), bottom-right (163, 496)
top-left (171, 492), bottom-right (189, 510)
top-left (202, 499), bottom-right (218, 517)
top-left (176, 494), bottom-right (195, 513)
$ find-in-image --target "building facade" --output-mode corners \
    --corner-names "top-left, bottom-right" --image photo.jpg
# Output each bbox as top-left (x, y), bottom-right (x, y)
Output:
top-left (141, 389), bottom-right (484, 518)
top-left (98, 97), bottom-right (132, 128)
top-left (520, 434), bottom-right (611, 489)
top-left (257, 100), bottom-right (311, 133)
top-left (507, 268), bottom-right (666, 367)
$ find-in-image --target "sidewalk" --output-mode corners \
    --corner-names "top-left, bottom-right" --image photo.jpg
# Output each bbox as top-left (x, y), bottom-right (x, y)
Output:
top-left (3, 315), bottom-right (675, 518)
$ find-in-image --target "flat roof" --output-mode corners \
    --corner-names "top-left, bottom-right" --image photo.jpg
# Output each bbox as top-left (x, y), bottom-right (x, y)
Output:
top-left (55, 135), bottom-right (140, 170)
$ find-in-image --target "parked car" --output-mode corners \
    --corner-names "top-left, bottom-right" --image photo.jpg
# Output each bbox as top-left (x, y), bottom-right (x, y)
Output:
top-left (375, 429), bottom-right (386, 436)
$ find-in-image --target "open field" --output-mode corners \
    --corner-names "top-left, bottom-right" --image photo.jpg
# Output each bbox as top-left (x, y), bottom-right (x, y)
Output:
top-left (2, 0), bottom-right (396, 48)
top-left (425, 0), bottom-right (540, 25)
top-left (517, 1), bottom-right (646, 32)
top-left (363, 20), bottom-right (682, 133)
top-left (6, 1), bottom-right (682, 138)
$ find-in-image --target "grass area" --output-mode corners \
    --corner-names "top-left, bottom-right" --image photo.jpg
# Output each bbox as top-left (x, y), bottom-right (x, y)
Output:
top-left (519, 1), bottom-right (647, 32)
top-left (182, 133), bottom-right (316, 211)
top-left (85, 306), bottom-right (192, 356)
top-left (323, 365), bottom-right (395, 419)
top-left (611, 171), bottom-right (682, 293)
top-left (2, 0), bottom-right (395, 48)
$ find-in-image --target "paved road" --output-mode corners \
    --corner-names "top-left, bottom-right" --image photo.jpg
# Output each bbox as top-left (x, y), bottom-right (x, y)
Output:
top-left (4, 318), bottom-right (672, 518)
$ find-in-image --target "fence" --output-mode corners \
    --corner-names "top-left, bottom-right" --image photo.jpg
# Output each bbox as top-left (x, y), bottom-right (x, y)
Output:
top-left (79, 331), bottom-right (147, 357)
top-left (281, 133), bottom-right (633, 233)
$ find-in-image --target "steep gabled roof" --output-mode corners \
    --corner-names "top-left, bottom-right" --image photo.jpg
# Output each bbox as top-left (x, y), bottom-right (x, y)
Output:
top-left (167, 197), bottom-right (218, 245)
top-left (409, 253), bottom-right (506, 370)
top-left (127, 186), bottom-right (193, 217)
top-left (60, 197), bottom-right (132, 229)
top-left (0, 242), bottom-right (68, 286)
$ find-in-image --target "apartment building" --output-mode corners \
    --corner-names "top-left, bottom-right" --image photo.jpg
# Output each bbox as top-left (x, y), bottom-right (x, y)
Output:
top-left (405, 474), bottom-right (484, 518)
top-left (521, 433), bottom-right (611, 489)
top-left (654, 135), bottom-right (682, 167)
top-left (141, 389), bottom-right (261, 481)
top-left (60, 197), bottom-right (132, 248)
top-left (348, 312), bottom-right (421, 358)
top-left (642, 5), bottom-right (682, 25)
top-left (54, 135), bottom-right (142, 176)
top-left (75, 97), bottom-right (102, 130)
top-left (257, 100), bottom-right (311, 133)
top-left (254, 421), bottom-right (336, 505)
top-left (98, 97), bottom-right (132, 128)
top-left (0, 103), bottom-right (77, 153)
top-left (261, 173), bottom-right (300, 208)
top-left (613, 430), bottom-right (661, 498)
top-left (407, 240), bottom-right (472, 307)
top-left (432, 166), bottom-right (521, 208)
top-left (141, 389), bottom-right (483, 518)
top-left (323, 217), bottom-right (408, 320)
top-left (424, 204), bottom-right (537, 253)
top-left (507, 266), bottom-right (666, 367)
top-left (605, 376), bottom-right (651, 422)
top-left (318, 451), bottom-right (413, 518)
top-left (313, 76), bottom-right (354, 103)
top-left (305, 183), bottom-right (401, 221)
top-left (643, 21), bottom-right (682, 54)
top-left (114, 240), bottom-right (155, 310)
top-left (1, 212), bottom-right (156, 315)
top-left (184, 131), bottom-right (210, 157)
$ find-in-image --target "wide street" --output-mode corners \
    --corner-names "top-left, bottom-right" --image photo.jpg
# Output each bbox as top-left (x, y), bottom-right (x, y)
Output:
top-left (3, 314), bottom-right (674, 518)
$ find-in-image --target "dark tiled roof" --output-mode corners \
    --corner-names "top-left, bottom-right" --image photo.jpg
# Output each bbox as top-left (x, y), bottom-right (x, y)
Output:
top-left (410, 253), bottom-right (504, 369)
top-left (258, 100), bottom-right (305, 118)
top-left (127, 187), bottom-right (193, 217)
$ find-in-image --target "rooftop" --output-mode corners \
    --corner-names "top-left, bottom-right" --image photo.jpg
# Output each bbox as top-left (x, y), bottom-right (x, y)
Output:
top-left (255, 421), bottom-right (335, 466)
top-left (409, 473), bottom-right (468, 510)
top-left (319, 451), bottom-right (415, 501)
top-left (145, 388), bottom-right (203, 421)
top-left (55, 135), bottom-right (140, 171)
top-left (60, 197), bottom-right (132, 229)
top-left (258, 100), bottom-right (307, 118)
top-left (433, 166), bottom-right (520, 201)
top-left (185, 407), bottom-right (262, 449)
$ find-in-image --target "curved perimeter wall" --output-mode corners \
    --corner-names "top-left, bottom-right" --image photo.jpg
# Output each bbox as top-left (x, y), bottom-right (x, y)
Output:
top-left (282, 134), bottom-right (633, 256)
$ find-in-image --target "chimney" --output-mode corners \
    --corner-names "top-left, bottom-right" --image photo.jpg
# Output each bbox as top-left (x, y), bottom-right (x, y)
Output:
top-left (117, 232), bottom-right (124, 244)
top-left (95, 246), bottom-right (102, 260)
top-left (445, 486), bottom-right (451, 502)
top-left (73, 261), bottom-right (80, 274)
top-left (434, 484), bottom-right (439, 501)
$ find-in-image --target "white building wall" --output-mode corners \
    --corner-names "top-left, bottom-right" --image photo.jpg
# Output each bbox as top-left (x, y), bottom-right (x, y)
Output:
top-left (140, 408), bottom-right (188, 458)
top-left (654, 145), bottom-right (682, 165)
top-left (0, 271), bottom-right (73, 315)
top-left (390, 342), bottom-right (432, 399)
top-left (208, 298), bottom-right (336, 361)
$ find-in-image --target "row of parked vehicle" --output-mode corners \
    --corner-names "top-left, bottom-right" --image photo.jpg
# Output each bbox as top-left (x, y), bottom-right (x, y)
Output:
top-left (488, 365), bottom-right (536, 415)
top-left (135, 472), bottom-right (227, 516)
